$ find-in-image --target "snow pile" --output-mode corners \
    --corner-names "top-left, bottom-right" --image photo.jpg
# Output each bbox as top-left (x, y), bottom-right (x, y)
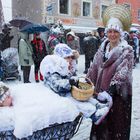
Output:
top-left (1, 47), bottom-right (19, 65)
top-left (0, 83), bottom-right (79, 139)
top-left (0, 82), bottom-right (112, 139)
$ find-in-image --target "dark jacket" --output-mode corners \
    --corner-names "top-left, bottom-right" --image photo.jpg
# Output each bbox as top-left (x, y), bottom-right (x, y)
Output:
top-left (83, 35), bottom-right (98, 58)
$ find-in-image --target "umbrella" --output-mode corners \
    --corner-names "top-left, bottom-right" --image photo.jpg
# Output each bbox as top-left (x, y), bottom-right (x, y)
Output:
top-left (9, 18), bottom-right (33, 29)
top-left (20, 23), bottom-right (49, 34)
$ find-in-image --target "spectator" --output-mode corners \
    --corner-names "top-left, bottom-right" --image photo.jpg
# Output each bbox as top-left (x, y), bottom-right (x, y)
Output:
top-left (97, 27), bottom-right (106, 46)
top-left (0, 24), bottom-right (13, 51)
top-left (66, 31), bottom-right (80, 52)
top-left (31, 33), bottom-right (48, 82)
top-left (18, 32), bottom-right (34, 83)
top-left (47, 26), bottom-right (62, 54)
top-left (87, 4), bottom-right (133, 140)
top-left (128, 31), bottom-right (139, 66)
top-left (83, 32), bottom-right (98, 74)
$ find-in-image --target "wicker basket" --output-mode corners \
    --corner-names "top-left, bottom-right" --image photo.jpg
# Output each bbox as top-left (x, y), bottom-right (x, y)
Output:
top-left (71, 77), bottom-right (94, 101)
top-left (0, 113), bottom-right (83, 140)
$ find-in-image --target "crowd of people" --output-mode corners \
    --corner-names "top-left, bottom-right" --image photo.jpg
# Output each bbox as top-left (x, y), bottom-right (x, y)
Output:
top-left (0, 3), bottom-right (139, 140)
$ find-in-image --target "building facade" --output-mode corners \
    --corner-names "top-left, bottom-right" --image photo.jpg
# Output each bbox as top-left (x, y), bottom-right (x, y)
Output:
top-left (12, 0), bottom-right (115, 33)
top-left (12, 0), bottom-right (45, 23)
top-left (116, 0), bottom-right (140, 29)
top-left (44, 0), bottom-right (116, 33)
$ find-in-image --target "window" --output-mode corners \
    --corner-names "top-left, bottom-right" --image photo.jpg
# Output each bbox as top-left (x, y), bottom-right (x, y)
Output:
top-left (123, 3), bottom-right (131, 11)
top-left (101, 5), bottom-right (108, 18)
top-left (82, 1), bottom-right (91, 17)
top-left (59, 0), bottom-right (69, 14)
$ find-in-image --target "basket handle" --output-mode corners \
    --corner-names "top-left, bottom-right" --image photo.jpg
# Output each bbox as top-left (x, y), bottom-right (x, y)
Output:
top-left (78, 76), bottom-right (94, 86)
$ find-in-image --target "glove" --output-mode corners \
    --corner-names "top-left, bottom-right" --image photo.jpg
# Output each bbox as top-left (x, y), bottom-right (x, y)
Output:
top-left (24, 59), bottom-right (29, 64)
top-left (69, 76), bottom-right (79, 87)
top-left (97, 91), bottom-right (113, 108)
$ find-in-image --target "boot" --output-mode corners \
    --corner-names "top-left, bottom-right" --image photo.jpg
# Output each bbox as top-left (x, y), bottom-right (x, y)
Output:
top-left (35, 73), bottom-right (39, 82)
top-left (40, 73), bottom-right (44, 81)
top-left (23, 66), bottom-right (31, 83)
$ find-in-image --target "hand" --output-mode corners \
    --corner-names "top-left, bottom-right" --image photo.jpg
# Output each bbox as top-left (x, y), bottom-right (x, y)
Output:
top-left (69, 76), bottom-right (79, 87)
top-left (24, 59), bottom-right (29, 64)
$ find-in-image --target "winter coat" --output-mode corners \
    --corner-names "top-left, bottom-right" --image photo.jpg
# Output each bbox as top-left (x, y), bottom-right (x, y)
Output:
top-left (87, 39), bottom-right (133, 99)
top-left (67, 38), bottom-right (80, 52)
top-left (40, 55), bottom-right (71, 96)
top-left (31, 38), bottom-right (47, 65)
top-left (44, 72), bottom-right (71, 96)
top-left (47, 35), bottom-right (60, 54)
top-left (0, 32), bottom-right (13, 51)
top-left (83, 35), bottom-right (98, 58)
top-left (18, 33), bottom-right (34, 66)
top-left (87, 39), bottom-right (134, 140)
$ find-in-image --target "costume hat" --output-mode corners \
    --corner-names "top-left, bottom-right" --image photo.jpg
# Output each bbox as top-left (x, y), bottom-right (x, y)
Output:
top-left (102, 4), bottom-right (132, 32)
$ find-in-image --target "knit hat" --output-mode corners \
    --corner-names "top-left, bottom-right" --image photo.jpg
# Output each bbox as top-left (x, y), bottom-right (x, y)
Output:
top-left (0, 82), bottom-right (10, 104)
top-left (54, 43), bottom-right (73, 58)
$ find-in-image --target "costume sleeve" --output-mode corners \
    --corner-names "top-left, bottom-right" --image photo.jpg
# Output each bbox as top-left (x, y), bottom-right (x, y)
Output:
top-left (45, 73), bottom-right (71, 96)
top-left (110, 47), bottom-right (134, 88)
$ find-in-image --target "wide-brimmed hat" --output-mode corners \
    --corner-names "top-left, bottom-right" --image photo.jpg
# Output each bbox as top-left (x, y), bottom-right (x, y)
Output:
top-left (102, 4), bottom-right (132, 32)
top-left (97, 27), bottom-right (105, 33)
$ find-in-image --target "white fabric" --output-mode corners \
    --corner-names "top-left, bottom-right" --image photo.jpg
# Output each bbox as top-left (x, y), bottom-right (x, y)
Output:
top-left (68, 96), bottom-right (97, 118)
top-left (0, 107), bottom-right (15, 131)
top-left (105, 17), bottom-right (123, 35)
top-left (40, 55), bottom-right (69, 77)
top-left (1, 47), bottom-right (19, 65)
top-left (0, 83), bottom-right (113, 139)
top-left (0, 83), bottom-right (79, 139)
top-left (97, 91), bottom-right (113, 108)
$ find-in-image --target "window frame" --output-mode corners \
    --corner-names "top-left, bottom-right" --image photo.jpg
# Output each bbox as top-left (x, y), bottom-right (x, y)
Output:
top-left (100, 4), bottom-right (108, 19)
top-left (58, 0), bottom-right (70, 15)
top-left (81, 0), bottom-right (92, 17)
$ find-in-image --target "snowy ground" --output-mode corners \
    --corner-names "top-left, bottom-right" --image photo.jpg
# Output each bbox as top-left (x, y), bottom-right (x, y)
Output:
top-left (4, 55), bottom-right (140, 140)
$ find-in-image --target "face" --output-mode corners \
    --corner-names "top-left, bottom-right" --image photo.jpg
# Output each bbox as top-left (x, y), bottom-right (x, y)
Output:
top-left (100, 31), bottom-right (105, 38)
top-left (65, 56), bottom-right (73, 63)
top-left (36, 34), bottom-right (40, 39)
top-left (67, 35), bottom-right (74, 41)
top-left (107, 29), bottom-right (120, 44)
top-left (0, 96), bottom-right (13, 107)
top-left (3, 96), bottom-right (12, 106)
